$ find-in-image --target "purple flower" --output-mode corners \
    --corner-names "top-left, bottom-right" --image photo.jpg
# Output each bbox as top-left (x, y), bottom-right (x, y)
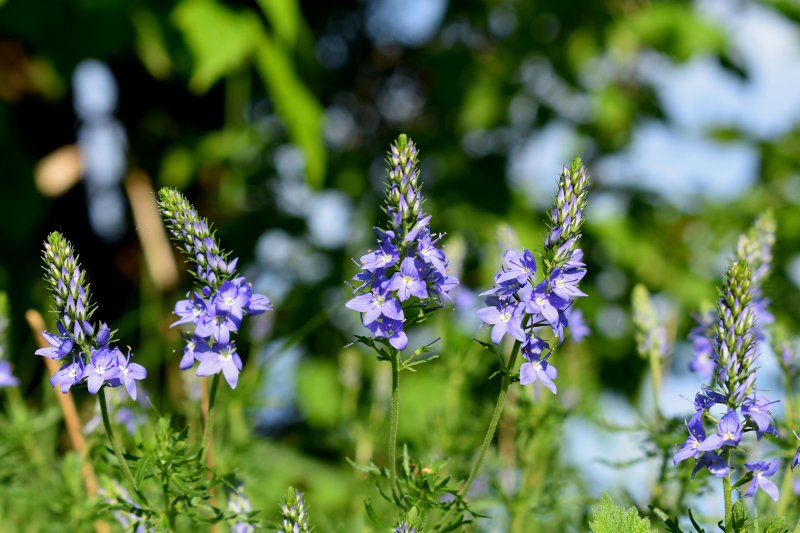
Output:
top-left (346, 287), bottom-right (404, 324)
top-left (524, 281), bottom-right (569, 328)
top-left (180, 335), bottom-right (210, 370)
top-left (694, 388), bottom-right (726, 411)
top-left (476, 303), bottom-right (526, 345)
top-left (245, 292), bottom-right (272, 315)
top-left (0, 361), bottom-right (18, 387)
top-left (792, 431), bottom-right (800, 471)
top-left (496, 249), bottom-right (536, 285)
top-left (416, 229), bottom-right (447, 274)
top-left (549, 267), bottom-right (587, 300)
top-left (115, 349), bottom-right (147, 401)
top-left (565, 307), bottom-right (590, 342)
top-left (50, 359), bottom-right (84, 393)
top-left (692, 452), bottom-right (729, 479)
top-left (388, 257), bottom-right (428, 302)
top-left (84, 347), bottom-right (122, 394)
top-left (519, 338), bottom-right (558, 394)
top-left (35, 325), bottom-right (74, 359)
top-left (674, 413), bottom-right (706, 465)
top-left (170, 292), bottom-right (207, 328)
top-left (214, 280), bottom-right (251, 320)
top-left (360, 240), bottom-right (399, 272)
top-left (697, 410), bottom-right (742, 451)
top-left (743, 459), bottom-right (779, 501)
top-left (742, 395), bottom-right (778, 439)
top-left (196, 342), bottom-right (243, 389)
top-left (366, 318), bottom-right (408, 350)
top-left (194, 306), bottom-right (241, 344)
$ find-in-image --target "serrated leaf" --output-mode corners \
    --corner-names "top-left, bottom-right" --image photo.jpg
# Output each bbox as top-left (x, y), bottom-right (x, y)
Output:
top-left (589, 494), bottom-right (653, 533)
top-left (762, 516), bottom-right (789, 533)
top-left (732, 500), bottom-right (753, 532)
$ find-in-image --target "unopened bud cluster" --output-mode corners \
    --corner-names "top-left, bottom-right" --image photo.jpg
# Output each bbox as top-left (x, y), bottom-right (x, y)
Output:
top-left (545, 158), bottom-right (589, 266)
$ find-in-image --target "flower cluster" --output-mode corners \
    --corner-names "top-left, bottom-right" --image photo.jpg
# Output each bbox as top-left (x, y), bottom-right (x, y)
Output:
top-left (277, 487), bottom-right (311, 533)
top-left (394, 523), bottom-right (416, 533)
top-left (228, 485), bottom-right (255, 533)
top-left (689, 213), bottom-right (775, 377)
top-left (477, 159), bottom-right (589, 394)
top-left (0, 292), bottom-right (18, 388)
top-left (346, 135), bottom-right (458, 350)
top-left (158, 188), bottom-right (272, 389)
top-left (35, 232), bottom-right (146, 399)
top-left (674, 259), bottom-right (780, 500)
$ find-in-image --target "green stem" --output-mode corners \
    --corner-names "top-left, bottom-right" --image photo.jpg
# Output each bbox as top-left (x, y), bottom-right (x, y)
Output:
top-left (201, 374), bottom-right (221, 460)
top-left (436, 341), bottom-right (521, 531)
top-left (99, 387), bottom-right (149, 505)
top-left (722, 450), bottom-right (733, 531)
top-left (461, 340), bottom-right (521, 497)
top-left (649, 348), bottom-right (662, 420)
top-left (389, 349), bottom-right (400, 491)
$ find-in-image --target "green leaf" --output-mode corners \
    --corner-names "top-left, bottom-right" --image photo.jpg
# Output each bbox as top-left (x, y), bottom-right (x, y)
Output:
top-left (589, 494), bottom-right (653, 533)
top-left (172, 0), bottom-right (262, 93)
top-left (762, 516), bottom-right (789, 533)
top-left (732, 500), bottom-right (754, 532)
top-left (255, 0), bottom-right (303, 49)
top-left (253, 31), bottom-right (326, 187)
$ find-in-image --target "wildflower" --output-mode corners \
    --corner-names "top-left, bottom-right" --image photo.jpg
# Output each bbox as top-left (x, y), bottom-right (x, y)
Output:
top-left (476, 303), bottom-right (526, 345)
top-left (115, 349), bottom-right (147, 401)
top-left (37, 232), bottom-right (147, 397)
top-left (565, 307), bottom-right (590, 342)
top-left (741, 396), bottom-right (778, 439)
top-left (277, 487), bottom-right (310, 533)
top-left (228, 485), bottom-right (255, 533)
top-left (692, 452), bottom-right (729, 479)
top-left (345, 288), bottom-right (404, 324)
top-left (477, 159), bottom-right (590, 394)
top-left (50, 358), bottom-right (84, 393)
top-left (0, 361), bottom-right (19, 387)
top-left (158, 188), bottom-right (272, 388)
top-left (697, 410), bottom-right (742, 451)
top-left (743, 460), bottom-right (779, 501)
top-left (346, 135), bottom-right (458, 352)
top-left (84, 346), bottom-right (122, 394)
top-left (792, 431), bottom-right (800, 471)
top-left (519, 338), bottom-right (558, 393)
top-left (196, 342), bottom-right (243, 389)
top-left (395, 523), bottom-right (416, 533)
top-left (673, 413), bottom-right (706, 465)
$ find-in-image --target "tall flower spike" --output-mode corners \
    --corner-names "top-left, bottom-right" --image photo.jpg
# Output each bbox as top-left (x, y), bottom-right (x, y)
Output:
top-left (158, 188), bottom-right (272, 388)
top-left (544, 158), bottom-right (590, 267)
top-left (277, 487), bottom-right (311, 533)
top-left (37, 232), bottom-right (147, 399)
top-left (346, 135), bottom-right (458, 351)
top-left (477, 157), bottom-right (590, 394)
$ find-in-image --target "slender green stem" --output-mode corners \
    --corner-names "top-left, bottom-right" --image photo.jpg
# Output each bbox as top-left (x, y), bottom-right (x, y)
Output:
top-left (462, 340), bottom-right (521, 496)
top-left (722, 450), bottom-right (733, 531)
top-left (389, 349), bottom-right (400, 491)
top-left (649, 349), bottom-right (662, 420)
top-left (99, 387), bottom-right (149, 505)
top-left (201, 374), bottom-right (221, 460)
top-left (436, 341), bottom-right (521, 531)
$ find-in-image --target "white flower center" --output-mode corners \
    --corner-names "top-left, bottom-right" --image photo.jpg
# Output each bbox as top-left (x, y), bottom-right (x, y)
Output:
top-left (723, 432), bottom-right (736, 441)
top-left (95, 365), bottom-right (105, 375)
top-left (500, 311), bottom-right (511, 323)
top-left (224, 296), bottom-right (235, 306)
top-left (220, 350), bottom-right (232, 362)
top-left (532, 361), bottom-right (542, 372)
top-left (536, 297), bottom-right (546, 306)
top-left (402, 275), bottom-right (414, 287)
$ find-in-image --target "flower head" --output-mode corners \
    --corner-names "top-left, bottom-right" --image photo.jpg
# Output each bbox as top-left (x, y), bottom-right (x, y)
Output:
top-left (346, 135), bottom-right (458, 353)
top-left (475, 159), bottom-right (590, 394)
top-left (159, 189), bottom-right (271, 387)
top-left (38, 233), bottom-right (147, 398)
top-left (743, 459), bottom-right (779, 501)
